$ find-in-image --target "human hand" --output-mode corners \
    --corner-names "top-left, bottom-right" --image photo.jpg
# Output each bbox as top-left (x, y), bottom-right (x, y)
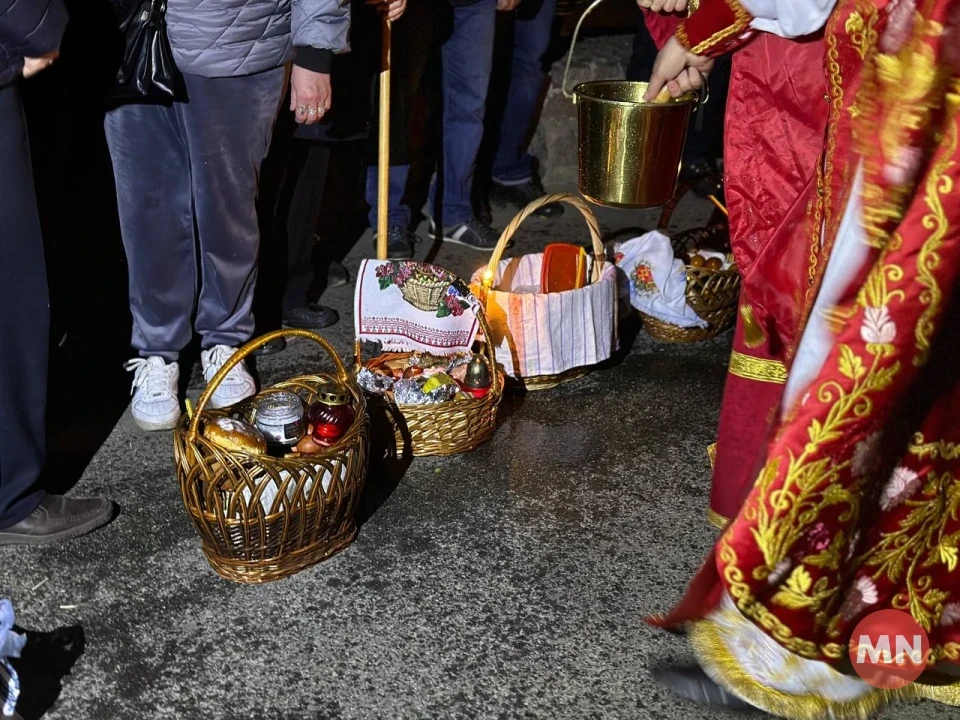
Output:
top-left (22, 50), bottom-right (59, 79)
top-left (643, 35), bottom-right (713, 101)
top-left (368, 0), bottom-right (406, 21)
top-left (497, 0), bottom-right (520, 11)
top-left (290, 65), bottom-right (331, 124)
top-left (637, 0), bottom-right (687, 11)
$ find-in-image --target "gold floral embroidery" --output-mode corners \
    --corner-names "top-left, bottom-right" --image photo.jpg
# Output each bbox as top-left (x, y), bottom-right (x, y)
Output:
top-left (859, 470), bottom-right (960, 632)
top-left (910, 433), bottom-right (960, 461)
top-left (845, 10), bottom-right (879, 60)
top-left (915, 96), bottom-right (959, 365)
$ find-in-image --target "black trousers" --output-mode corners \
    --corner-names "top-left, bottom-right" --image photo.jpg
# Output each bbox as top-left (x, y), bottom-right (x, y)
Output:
top-left (0, 83), bottom-right (49, 529)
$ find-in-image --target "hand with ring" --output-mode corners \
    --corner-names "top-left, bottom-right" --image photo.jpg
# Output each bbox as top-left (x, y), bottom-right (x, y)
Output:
top-left (290, 65), bottom-right (332, 125)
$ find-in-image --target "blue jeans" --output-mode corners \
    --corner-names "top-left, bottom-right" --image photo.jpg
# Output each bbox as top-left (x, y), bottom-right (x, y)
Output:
top-left (366, 164), bottom-right (412, 229)
top-left (491, 0), bottom-right (557, 185)
top-left (432, 0), bottom-right (497, 226)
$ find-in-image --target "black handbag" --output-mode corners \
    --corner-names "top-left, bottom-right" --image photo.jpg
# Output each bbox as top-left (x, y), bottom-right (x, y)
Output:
top-left (109, 0), bottom-right (183, 100)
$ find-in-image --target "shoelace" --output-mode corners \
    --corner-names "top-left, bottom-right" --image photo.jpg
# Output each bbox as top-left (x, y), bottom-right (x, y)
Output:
top-left (124, 358), bottom-right (177, 398)
top-left (466, 218), bottom-right (499, 246)
top-left (204, 346), bottom-right (244, 382)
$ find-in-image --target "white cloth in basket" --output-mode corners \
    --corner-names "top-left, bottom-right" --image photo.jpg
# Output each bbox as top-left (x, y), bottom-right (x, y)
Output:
top-left (355, 259), bottom-right (480, 354)
top-left (614, 231), bottom-right (708, 329)
top-left (470, 253), bottom-right (618, 379)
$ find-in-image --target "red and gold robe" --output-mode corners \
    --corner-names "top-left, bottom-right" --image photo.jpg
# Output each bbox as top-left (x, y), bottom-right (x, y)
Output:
top-left (653, 1), bottom-right (960, 712)
top-left (643, 5), bottom-right (829, 528)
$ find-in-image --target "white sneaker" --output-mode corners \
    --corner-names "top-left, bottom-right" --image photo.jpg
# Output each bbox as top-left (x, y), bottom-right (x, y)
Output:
top-left (200, 345), bottom-right (256, 409)
top-left (125, 356), bottom-right (181, 431)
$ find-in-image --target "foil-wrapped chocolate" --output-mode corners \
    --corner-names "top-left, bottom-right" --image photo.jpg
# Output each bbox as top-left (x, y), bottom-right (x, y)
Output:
top-left (356, 367), bottom-right (394, 394)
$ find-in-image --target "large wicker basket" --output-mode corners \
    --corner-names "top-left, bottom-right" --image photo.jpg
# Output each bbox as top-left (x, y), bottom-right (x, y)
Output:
top-left (354, 278), bottom-right (502, 458)
top-left (639, 223), bottom-right (741, 343)
top-left (173, 330), bottom-right (369, 584)
top-left (475, 193), bottom-right (616, 391)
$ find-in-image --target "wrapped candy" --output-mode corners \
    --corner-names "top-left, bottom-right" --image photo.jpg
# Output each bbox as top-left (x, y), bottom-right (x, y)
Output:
top-left (356, 367), bottom-right (394, 394)
top-left (392, 377), bottom-right (458, 405)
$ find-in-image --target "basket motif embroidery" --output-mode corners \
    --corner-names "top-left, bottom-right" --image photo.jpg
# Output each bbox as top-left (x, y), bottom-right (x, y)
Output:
top-left (376, 261), bottom-right (471, 318)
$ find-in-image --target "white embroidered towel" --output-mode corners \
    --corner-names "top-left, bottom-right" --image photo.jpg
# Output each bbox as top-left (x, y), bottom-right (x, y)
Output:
top-left (614, 231), bottom-right (708, 329)
top-left (355, 259), bottom-right (480, 354)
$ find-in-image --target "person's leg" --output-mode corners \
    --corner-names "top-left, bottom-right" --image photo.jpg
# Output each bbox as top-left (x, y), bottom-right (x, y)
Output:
top-left (104, 99), bottom-right (197, 362)
top-left (365, 0), bottom-right (437, 255)
top-left (491, 0), bottom-right (556, 186)
top-left (0, 84), bottom-right (49, 529)
top-left (281, 140), bottom-right (340, 329)
top-left (434, 0), bottom-right (497, 228)
top-left (0, 84), bottom-right (112, 542)
top-left (284, 141), bottom-right (332, 312)
top-left (184, 68), bottom-right (286, 350)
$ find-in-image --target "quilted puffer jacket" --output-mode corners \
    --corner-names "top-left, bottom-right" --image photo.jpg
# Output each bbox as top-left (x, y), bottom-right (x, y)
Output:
top-left (166, 0), bottom-right (350, 78)
top-left (0, 0), bottom-right (68, 87)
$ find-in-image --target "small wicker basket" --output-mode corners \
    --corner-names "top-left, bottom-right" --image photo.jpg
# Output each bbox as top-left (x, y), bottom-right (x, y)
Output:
top-left (354, 278), bottom-right (502, 458)
top-left (173, 330), bottom-right (369, 584)
top-left (477, 193), bottom-right (614, 391)
top-left (639, 223), bottom-right (741, 343)
top-left (399, 276), bottom-right (447, 312)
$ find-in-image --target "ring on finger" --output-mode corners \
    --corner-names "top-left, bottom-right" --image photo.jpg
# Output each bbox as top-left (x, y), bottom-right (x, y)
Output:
top-left (297, 105), bottom-right (307, 112)
top-left (318, 106), bottom-right (327, 115)
top-left (307, 107), bottom-right (317, 116)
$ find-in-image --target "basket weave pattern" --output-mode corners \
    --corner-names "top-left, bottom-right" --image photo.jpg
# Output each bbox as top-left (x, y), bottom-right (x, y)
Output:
top-left (356, 272), bottom-right (502, 457)
top-left (640, 223), bottom-right (741, 343)
top-left (481, 192), bottom-right (610, 390)
top-left (173, 331), bottom-right (369, 584)
top-left (399, 278), bottom-right (447, 313)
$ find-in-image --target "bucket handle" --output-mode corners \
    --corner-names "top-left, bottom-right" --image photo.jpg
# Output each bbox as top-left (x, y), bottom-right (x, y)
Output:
top-left (562, 1), bottom-right (711, 110)
top-left (561, 0), bottom-right (608, 100)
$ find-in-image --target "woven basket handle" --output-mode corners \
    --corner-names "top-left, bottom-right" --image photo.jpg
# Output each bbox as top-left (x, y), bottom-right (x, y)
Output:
top-left (187, 329), bottom-right (350, 442)
top-left (481, 192), bottom-right (605, 293)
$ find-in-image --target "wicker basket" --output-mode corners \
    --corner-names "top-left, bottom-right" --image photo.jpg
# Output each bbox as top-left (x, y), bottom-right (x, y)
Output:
top-left (476, 193), bottom-right (615, 391)
top-left (399, 276), bottom-right (447, 312)
top-left (355, 280), bottom-right (502, 457)
top-left (173, 330), bottom-right (369, 584)
top-left (639, 223), bottom-right (741, 342)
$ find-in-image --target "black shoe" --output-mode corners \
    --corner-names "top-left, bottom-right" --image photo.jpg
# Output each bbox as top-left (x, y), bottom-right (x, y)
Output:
top-left (326, 260), bottom-right (349, 288)
top-left (252, 336), bottom-right (287, 356)
top-left (282, 303), bottom-right (339, 330)
top-left (491, 180), bottom-right (564, 218)
top-left (0, 495), bottom-right (113, 546)
top-left (374, 225), bottom-right (418, 260)
top-left (431, 216), bottom-right (507, 252)
top-left (652, 665), bottom-right (753, 712)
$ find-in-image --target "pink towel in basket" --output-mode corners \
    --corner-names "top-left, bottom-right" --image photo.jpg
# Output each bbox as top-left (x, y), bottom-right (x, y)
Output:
top-left (354, 259), bottom-right (480, 354)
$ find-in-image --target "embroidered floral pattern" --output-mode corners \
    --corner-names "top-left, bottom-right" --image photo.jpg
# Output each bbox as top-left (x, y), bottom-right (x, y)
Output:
top-left (840, 577), bottom-right (879, 621)
top-left (940, 603), bottom-right (960, 627)
top-left (879, 0), bottom-right (916, 54)
top-left (879, 466), bottom-right (921, 510)
top-left (632, 262), bottom-right (658, 295)
top-left (861, 306), bottom-right (897, 345)
top-left (852, 432), bottom-right (884, 480)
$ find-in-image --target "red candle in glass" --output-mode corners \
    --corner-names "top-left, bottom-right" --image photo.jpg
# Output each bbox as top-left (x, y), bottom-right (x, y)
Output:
top-left (309, 384), bottom-right (355, 447)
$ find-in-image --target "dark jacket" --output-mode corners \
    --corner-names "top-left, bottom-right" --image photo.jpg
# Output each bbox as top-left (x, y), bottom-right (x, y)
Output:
top-left (0, 0), bottom-right (68, 87)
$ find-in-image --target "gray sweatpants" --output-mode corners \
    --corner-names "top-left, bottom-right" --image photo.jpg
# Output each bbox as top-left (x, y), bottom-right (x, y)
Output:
top-left (105, 67), bottom-right (286, 360)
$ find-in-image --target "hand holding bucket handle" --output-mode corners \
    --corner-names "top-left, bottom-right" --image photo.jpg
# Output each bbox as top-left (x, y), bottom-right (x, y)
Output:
top-left (562, 0), bottom-right (709, 110)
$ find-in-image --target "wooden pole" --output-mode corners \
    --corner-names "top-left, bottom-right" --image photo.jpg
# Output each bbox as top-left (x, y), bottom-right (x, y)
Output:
top-left (376, 18), bottom-right (392, 261)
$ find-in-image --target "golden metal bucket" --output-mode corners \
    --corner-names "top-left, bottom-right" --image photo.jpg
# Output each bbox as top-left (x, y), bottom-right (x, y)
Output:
top-left (562, 0), bottom-right (704, 208)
